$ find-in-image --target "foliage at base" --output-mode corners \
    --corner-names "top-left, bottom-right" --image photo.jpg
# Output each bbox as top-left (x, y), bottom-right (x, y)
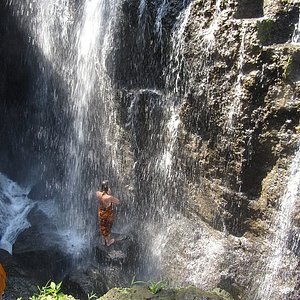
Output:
top-left (17, 281), bottom-right (78, 300)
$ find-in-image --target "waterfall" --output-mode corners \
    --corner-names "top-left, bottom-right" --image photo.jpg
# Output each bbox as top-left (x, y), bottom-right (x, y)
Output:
top-left (139, 0), bottom-right (147, 21)
top-left (133, 2), bottom-right (227, 286)
top-left (292, 12), bottom-right (300, 44)
top-left (6, 0), bottom-right (121, 257)
top-left (0, 173), bottom-right (34, 254)
top-left (202, 0), bottom-right (222, 49)
top-left (158, 1), bottom-right (194, 181)
top-left (63, 0), bottom-right (111, 237)
top-left (7, 0), bottom-right (73, 73)
top-left (126, 2), bottom-right (194, 278)
top-left (227, 22), bottom-right (247, 131)
top-left (155, 0), bottom-right (169, 41)
top-left (253, 146), bottom-right (300, 300)
top-left (165, 1), bottom-right (192, 94)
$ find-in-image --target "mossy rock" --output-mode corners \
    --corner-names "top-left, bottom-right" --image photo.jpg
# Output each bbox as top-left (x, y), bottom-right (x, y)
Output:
top-left (99, 285), bottom-right (232, 300)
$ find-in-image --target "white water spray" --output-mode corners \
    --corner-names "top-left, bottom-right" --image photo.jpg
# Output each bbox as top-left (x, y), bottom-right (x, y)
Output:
top-left (253, 146), bottom-right (300, 300)
top-left (155, 0), bottom-right (169, 41)
top-left (227, 23), bottom-right (247, 131)
top-left (65, 0), bottom-right (109, 226)
top-left (292, 12), bottom-right (300, 44)
top-left (166, 2), bottom-right (192, 93)
top-left (7, 0), bottom-right (121, 254)
top-left (0, 173), bottom-right (34, 254)
top-left (202, 0), bottom-right (222, 49)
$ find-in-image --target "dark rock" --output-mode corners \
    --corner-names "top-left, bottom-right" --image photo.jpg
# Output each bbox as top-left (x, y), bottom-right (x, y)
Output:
top-left (13, 247), bottom-right (72, 284)
top-left (62, 266), bottom-right (107, 300)
top-left (256, 4), bottom-right (299, 45)
top-left (234, 0), bottom-right (264, 19)
top-left (12, 208), bottom-right (72, 284)
top-left (26, 205), bottom-right (57, 231)
top-left (0, 249), bottom-right (38, 299)
top-left (95, 233), bottom-right (136, 266)
top-left (62, 263), bottom-right (130, 299)
top-left (27, 180), bottom-right (51, 200)
top-left (13, 207), bottom-right (58, 254)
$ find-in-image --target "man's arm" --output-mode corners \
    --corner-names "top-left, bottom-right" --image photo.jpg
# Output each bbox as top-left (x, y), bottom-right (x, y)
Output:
top-left (110, 195), bottom-right (120, 205)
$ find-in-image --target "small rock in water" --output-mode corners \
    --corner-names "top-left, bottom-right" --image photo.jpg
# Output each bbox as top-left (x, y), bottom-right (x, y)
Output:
top-left (95, 232), bottom-right (136, 266)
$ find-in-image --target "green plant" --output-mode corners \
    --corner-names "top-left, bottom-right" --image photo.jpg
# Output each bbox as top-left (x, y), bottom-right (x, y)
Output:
top-left (130, 274), bottom-right (146, 286)
top-left (147, 280), bottom-right (167, 294)
top-left (130, 275), bottom-right (168, 294)
top-left (87, 292), bottom-right (98, 299)
top-left (29, 281), bottom-right (76, 300)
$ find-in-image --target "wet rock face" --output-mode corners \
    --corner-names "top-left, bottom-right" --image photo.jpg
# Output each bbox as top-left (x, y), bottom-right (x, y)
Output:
top-left (1, 0), bottom-right (300, 298)
top-left (111, 0), bottom-right (190, 90)
top-left (234, 0), bottom-right (264, 19)
top-left (0, 3), bottom-right (69, 186)
top-left (12, 207), bottom-right (73, 284)
top-left (0, 3), bottom-right (33, 181)
top-left (178, 0), bottom-right (300, 235)
top-left (0, 249), bottom-right (38, 299)
top-left (111, 0), bottom-right (300, 297)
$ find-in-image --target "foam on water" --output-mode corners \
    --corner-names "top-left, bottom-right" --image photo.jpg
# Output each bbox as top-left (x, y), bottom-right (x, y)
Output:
top-left (143, 214), bottom-right (225, 288)
top-left (0, 172), bottom-right (88, 256)
top-left (253, 146), bottom-right (300, 300)
top-left (0, 173), bottom-right (34, 253)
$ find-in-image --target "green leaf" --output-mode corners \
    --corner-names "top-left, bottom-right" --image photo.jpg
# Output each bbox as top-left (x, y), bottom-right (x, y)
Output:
top-left (50, 282), bottom-right (56, 290)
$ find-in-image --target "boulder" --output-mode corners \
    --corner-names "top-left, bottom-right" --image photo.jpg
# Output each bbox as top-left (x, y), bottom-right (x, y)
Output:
top-left (62, 264), bottom-right (130, 300)
top-left (0, 249), bottom-right (38, 299)
top-left (12, 207), bottom-right (72, 284)
top-left (99, 285), bottom-right (233, 300)
top-left (95, 233), bottom-right (136, 266)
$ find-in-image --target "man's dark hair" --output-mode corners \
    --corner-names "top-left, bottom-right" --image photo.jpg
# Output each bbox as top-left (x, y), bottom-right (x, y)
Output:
top-left (101, 180), bottom-right (109, 193)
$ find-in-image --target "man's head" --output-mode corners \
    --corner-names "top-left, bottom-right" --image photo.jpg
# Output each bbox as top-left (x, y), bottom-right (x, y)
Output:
top-left (101, 180), bottom-right (109, 193)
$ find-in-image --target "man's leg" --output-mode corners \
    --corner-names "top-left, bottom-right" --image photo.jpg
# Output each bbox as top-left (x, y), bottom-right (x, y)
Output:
top-left (106, 235), bottom-right (115, 246)
top-left (105, 221), bottom-right (115, 246)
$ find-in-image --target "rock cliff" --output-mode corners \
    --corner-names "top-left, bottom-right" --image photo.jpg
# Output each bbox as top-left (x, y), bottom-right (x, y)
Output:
top-left (110, 0), bottom-right (300, 299)
top-left (1, 0), bottom-right (300, 299)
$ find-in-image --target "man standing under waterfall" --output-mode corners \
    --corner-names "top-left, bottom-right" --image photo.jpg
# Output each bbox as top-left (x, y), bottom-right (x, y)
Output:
top-left (96, 180), bottom-right (120, 246)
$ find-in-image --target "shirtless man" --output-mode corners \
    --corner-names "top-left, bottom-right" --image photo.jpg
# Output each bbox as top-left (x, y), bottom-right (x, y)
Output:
top-left (96, 180), bottom-right (120, 246)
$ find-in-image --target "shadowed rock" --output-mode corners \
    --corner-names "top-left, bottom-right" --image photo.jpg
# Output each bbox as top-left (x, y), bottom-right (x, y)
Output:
top-left (95, 233), bottom-right (136, 266)
top-left (0, 249), bottom-right (38, 299)
top-left (12, 207), bottom-right (72, 283)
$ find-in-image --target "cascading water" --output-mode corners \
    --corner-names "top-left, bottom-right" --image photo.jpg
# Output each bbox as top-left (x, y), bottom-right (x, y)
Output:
top-left (155, 0), bottom-right (169, 41)
top-left (227, 22), bottom-right (247, 131)
top-left (0, 173), bottom-right (34, 254)
top-left (3, 0), bottom-right (300, 298)
top-left (131, 2), bottom-right (229, 287)
top-left (292, 12), bottom-right (300, 44)
top-left (125, 1), bottom-right (194, 278)
top-left (5, 0), bottom-right (122, 258)
top-left (202, 0), bottom-right (222, 49)
top-left (62, 0), bottom-right (114, 245)
top-left (252, 146), bottom-right (300, 300)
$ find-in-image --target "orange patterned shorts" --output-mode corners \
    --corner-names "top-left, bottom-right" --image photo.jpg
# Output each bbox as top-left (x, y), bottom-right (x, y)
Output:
top-left (98, 207), bottom-right (114, 237)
